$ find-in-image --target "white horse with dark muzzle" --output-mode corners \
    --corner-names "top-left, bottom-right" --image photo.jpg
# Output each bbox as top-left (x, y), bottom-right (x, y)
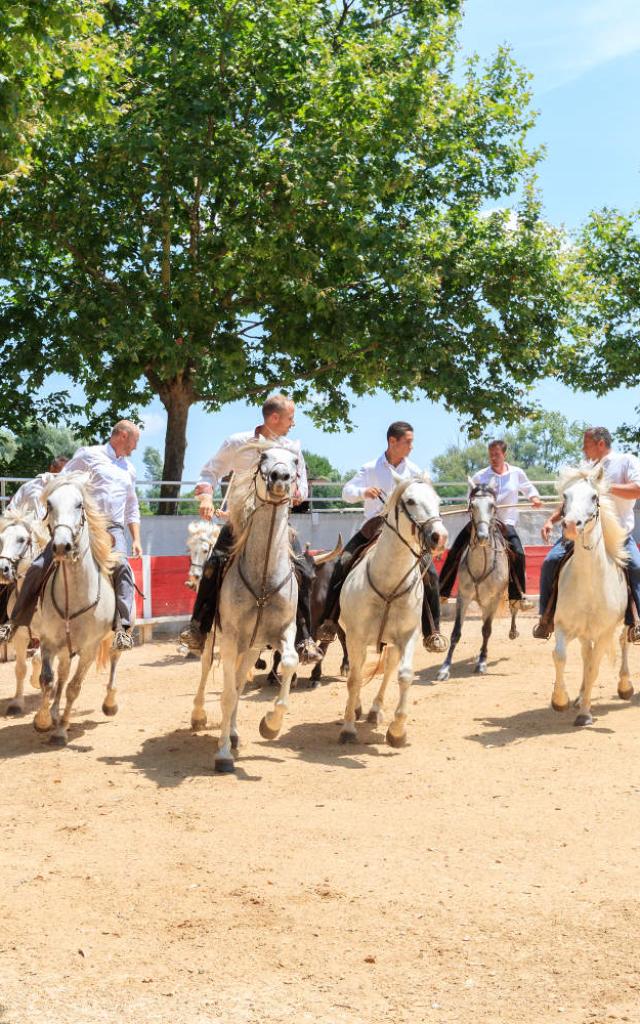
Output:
top-left (0, 508), bottom-right (48, 715)
top-left (339, 473), bottom-right (447, 748)
top-left (551, 465), bottom-right (632, 727)
top-left (33, 473), bottom-right (121, 745)
top-left (214, 442), bottom-right (299, 772)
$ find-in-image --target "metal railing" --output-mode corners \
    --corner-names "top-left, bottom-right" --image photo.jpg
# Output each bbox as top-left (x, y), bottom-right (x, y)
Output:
top-left (1, 475), bottom-right (559, 514)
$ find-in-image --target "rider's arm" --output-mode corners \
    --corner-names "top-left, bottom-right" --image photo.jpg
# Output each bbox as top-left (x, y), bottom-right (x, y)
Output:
top-left (518, 468), bottom-right (542, 507)
top-left (342, 465), bottom-right (371, 504)
top-left (195, 439), bottom-right (237, 518)
top-left (541, 503), bottom-right (563, 542)
top-left (128, 521), bottom-right (142, 558)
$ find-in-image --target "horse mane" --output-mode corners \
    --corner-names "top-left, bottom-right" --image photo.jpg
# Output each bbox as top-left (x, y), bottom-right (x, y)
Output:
top-left (0, 506), bottom-right (49, 549)
top-left (186, 520), bottom-right (221, 554)
top-left (227, 440), bottom-right (297, 553)
top-left (41, 472), bottom-right (119, 574)
top-left (469, 483), bottom-right (497, 500)
top-left (557, 464), bottom-right (628, 566)
top-left (382, 472), bottom-right (436, 517)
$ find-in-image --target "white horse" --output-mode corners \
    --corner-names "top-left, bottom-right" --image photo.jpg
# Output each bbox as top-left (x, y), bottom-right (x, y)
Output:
top-left (437, 482), bottom-right (514, 681)
top-left (214, 442), bottom-right (299, 772)
top-left (551, 464), bottom-right (632, 727)
top-left (33, 473), bottom-right (122, 745)
top-left (0, 508), bottom-right (49, 715)
top-left (339, 473), bottom-right (447, 747)
top-left (185, 520), bottom-right (222, 729)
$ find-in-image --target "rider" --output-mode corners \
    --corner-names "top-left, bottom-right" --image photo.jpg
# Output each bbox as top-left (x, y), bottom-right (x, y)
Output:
top-left (532, 426), bottom-right (640, 642)
top-left (7, 454), bottom-right (70, 519)
top-left (316, 421), bottom-right (448, 653)
top-left (439, 440), bottom-right (541, 608)
top-left (179, 394), bottom-right (324, 664)
top-left (0, 421), bottom-right (142, 652)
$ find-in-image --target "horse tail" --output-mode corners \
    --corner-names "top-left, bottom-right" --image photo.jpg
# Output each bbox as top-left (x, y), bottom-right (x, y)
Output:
top-left (95, 636), bottom-right (111, 672)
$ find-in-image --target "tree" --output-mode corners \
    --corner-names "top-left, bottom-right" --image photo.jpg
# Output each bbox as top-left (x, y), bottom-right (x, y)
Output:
top-left (1, 0), bottom-right (569, 513)
top-left (562, 210), bottom-right (640, 448)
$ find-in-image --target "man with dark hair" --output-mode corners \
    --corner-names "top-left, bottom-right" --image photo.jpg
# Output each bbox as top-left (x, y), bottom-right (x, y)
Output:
top-left (317, 421), bottom-right (448, 653)
top-left (439, 439), bottom-right (541, 607)
top-left (533, 426), bottom-right (640, 642)
top-left (179, 395), bottom-right (324, 663)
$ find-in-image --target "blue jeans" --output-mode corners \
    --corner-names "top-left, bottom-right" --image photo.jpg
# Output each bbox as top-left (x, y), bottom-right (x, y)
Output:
top-left (539, 535), bottom-right (640, 625)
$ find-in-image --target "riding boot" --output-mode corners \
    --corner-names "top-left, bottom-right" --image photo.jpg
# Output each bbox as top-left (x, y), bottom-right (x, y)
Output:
top-left (111, 558), bottom-right (136, 651)
top-left (0, 543), bottom-right (54, 642)
top-left (438, 523), bottom-right (472, 600)
top-left (532, 539), bottom-right (573, 639)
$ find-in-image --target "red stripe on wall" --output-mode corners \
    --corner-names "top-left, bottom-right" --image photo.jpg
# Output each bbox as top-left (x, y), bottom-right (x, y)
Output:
top-left (150, 556), bottom-right (196, 617)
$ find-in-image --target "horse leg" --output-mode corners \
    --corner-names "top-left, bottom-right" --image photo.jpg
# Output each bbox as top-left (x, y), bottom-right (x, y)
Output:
top-left (436, 598), bottom-right (466, 682)
top-left (476, 613), bottom-right (494, 674)
top-left (266, 649), bottom-right (281, 687)
top-left (51, 648), bottom-right (91, 746)
top-left (33, 649), bottom-right (55, 733)
top-left (310, 641), bottom-right (328, 687)
top-left (367, 646), bottom-right (398, 726)
top-left (49, 649), bottom-right (71, 730)
top-left (551, 627), bottom-right (570, 712)
top-left (387, 636), bottom-right (416, 748)
top-left (339, 627), bottom-right (349, 677)
top-left (191, 631), bottom-right (214, 729)
top-left (259, 624), bottom-right (299, 740)
top-left (215, 635), bottom-right (242, 773)
top-left (339, 634), bottom-right (366, 743)
top-left (230, 649), bottom-right (257, 750)
top-left (617, 627), bottom-right (634, 701)
top-left (575, 636), bottom-right (607, 727)
top-left (6, 630), bottom-right (28, 716)
top-left (102, 649), bottom-right (121, 717)
top-left (508, 602), bottom-right (519, 640)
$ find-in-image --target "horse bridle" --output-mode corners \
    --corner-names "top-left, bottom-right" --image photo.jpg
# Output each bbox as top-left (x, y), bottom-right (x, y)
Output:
top-left (464, 486), bottom-right (506, 591)
top-left (563, 492), bottom-right (600, 551)
top-left (0, 524), bottom-right (38, 581)
top-left (47, 500), bottom-right (88, 562)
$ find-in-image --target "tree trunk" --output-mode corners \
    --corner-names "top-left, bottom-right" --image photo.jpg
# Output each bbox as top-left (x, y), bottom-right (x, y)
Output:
top-left (156, 373), bottom-right (195, 516)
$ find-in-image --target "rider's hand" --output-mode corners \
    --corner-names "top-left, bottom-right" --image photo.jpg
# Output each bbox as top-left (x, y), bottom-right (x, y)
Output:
top-left (363, 487), bottom-right (383, 500)
top-left (198, 495), bottom-right (214, 520)
top-left (131, 541), bottom-right (143, 558)
top-left (531, 496), bottom-right (543, 508)
top-left (215, 508), bottom-right (229, 520)
top-left (541, 519), bottom-right (553, 543)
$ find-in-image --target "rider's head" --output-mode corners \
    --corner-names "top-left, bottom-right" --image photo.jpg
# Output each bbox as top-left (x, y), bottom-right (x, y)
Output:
top-left (487, 440), bottom-right (507, 473)
top-left (110, 420), bottom-right (141, 457)
top-left (261, 394), bottom-right (295, 437)
top-left (583, 426), bottom-right (612, 462)
top-left (386, 422), bottom-right (414, 466)
top-left (48, 455), bottom-right (70, 474)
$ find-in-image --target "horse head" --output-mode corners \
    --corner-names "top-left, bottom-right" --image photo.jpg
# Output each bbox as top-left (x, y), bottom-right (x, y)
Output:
top-left (185, 520), bottom-right (221, 589)
top-left (0, 509), bottom-right (46, 583)
top-left (390, 471), bottom-right (448, 555)
top-left (42, 472), bottom-right (92, 561)
top-left (560, 465), bottom-right (604, 543)
top-left (255, 446), bottom-right (299, 504)
top-left (467, 481), bottom-right (498, 546)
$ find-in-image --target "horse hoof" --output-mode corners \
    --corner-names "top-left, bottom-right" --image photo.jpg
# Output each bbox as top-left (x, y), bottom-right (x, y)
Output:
top-left (49, 733), bottom-right (67, 747)
top-left (574, 713), bottom-right (593, 727)
top-left (386, 729), bottom-right (406, 748)
top-left (475, 662), bottom-right (487, 675)
top-left (509, 629), bottom-right (519, 640)
top-left (310, 665), bottom-right (322, 683)
top-left (619, 686), bottom-right (634, 702)
top-left (340, 661), bottom-right (349, 677)
top-left (367, 709), bottom-right (381, 725)
top-left (5, 703), bottom-right (24, 717)
top-left (191, 713), bottom-right (207, 730)
top-left (230, 734), bottom-right (239, 750)
top-left (339, 729), bottom-right (357, 744)
top-left (255, 658), bottom-right (267, 670)
top-left (102, 702), bottom-right (118, 717)
top-left (436, 669), bottom-right (450, 682)
top-left (214, 758), bottom-right (235, 774)
top-left (259, 716), bottom-right (280, 740)
top-left (551, 699), bottom-right (569, 713)
top-left (33, 715), bottom-right (52, 733)
top-left (266, 672), bottom-right (279, 688)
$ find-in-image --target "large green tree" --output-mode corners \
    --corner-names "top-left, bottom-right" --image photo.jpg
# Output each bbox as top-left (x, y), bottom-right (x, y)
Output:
top-left (1, 0), bottom-right (568, 512)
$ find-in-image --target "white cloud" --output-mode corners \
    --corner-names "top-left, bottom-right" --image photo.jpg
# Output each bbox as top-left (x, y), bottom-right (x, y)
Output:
top-left (139, 412), bottom-right (166, 439)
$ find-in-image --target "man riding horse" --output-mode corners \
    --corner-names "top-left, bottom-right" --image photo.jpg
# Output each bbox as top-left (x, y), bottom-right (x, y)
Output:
top-left (533, 426), bottom-right (640, 643)
top-left (179, 394), bottom-right (324, 664)
top-left (316, 420), bottom-right (448, 653)
top-left (0, 421), bottom-right (141, 652)
top-left (438, 439), bottom-right (541, 609)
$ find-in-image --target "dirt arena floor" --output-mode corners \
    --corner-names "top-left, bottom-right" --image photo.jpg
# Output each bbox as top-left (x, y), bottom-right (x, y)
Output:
top-left (2, 611), bottom-right (640, 1024)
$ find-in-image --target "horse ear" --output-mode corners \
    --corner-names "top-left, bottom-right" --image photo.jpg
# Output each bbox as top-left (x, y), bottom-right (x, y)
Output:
top-left (590, 464), bottom-right (606, 486)
top-left (467, 476), bottom-right (475, 489)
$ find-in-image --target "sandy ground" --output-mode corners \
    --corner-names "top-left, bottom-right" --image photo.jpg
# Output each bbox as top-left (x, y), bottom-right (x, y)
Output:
top-left (2, 612), bottom-right (640, 1024)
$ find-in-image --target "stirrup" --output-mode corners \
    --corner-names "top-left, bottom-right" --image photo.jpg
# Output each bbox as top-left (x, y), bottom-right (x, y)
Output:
top-left (179, 623), bottom-right (206, 652)
top-left (296, 638), bottom-right (324, 665)
top-left (627, 624), bottom-right (640, 645)
top-left (0, 621), bottom-right (16, 643)
top-left (112, 629), bottom-right (134, 651)
top-left (316, 619), bottom-right (338, 644)
top-left (532, 618), bottom-right (553, 640)
top-left (423, 632), bottom-right (448, 654)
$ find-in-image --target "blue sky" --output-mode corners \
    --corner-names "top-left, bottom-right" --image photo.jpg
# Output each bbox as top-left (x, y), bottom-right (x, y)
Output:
top-left (56, 2), bottom-right (640, 480)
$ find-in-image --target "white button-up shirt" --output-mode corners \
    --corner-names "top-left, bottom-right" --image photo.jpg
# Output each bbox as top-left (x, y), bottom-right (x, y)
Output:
top-left (197, 430), bottom-right (308, 501)
top-left (472, 463), bottom-right (539, 527)
top-left (7, 472), bottom-right (55, 519)
top-left (342, 453), bottom-right (423, 523)
top-left (63, 444), bottom-right (140, 526)
top-left (597, 450), bottom-right (640, 535)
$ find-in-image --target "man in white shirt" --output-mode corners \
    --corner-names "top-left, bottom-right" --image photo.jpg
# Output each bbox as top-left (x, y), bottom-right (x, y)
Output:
top-left (439, 440), bottom-right (542, 606)
top-left (0, 421), bottom-right (142, 651)
top-left (179, 394), bottom-right (323, 663)
top-left (317, 421), bottom-right (448, 653)
top-left (7, 455), bottom-right (70, 519)
top-left (533, 426), bottom-right (640, 641)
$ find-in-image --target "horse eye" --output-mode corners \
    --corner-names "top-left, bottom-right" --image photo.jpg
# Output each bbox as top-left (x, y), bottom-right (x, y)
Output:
top-left (406, 498), bottom-right (415, 506)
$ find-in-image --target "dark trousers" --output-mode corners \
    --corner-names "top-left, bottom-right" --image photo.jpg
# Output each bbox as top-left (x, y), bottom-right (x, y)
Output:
top-left (320, 517), bottom-right (441, 636)
top-left (539, 535), bottom-right (640, 626)
top-left (0, 584), bottom-right (12, 625)
top-left (191, 524), bottom-right (314, 644)
top-left (439, 522), bottom-right (526, 601)
top-left (8, 530), bottom-right (135, 631)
